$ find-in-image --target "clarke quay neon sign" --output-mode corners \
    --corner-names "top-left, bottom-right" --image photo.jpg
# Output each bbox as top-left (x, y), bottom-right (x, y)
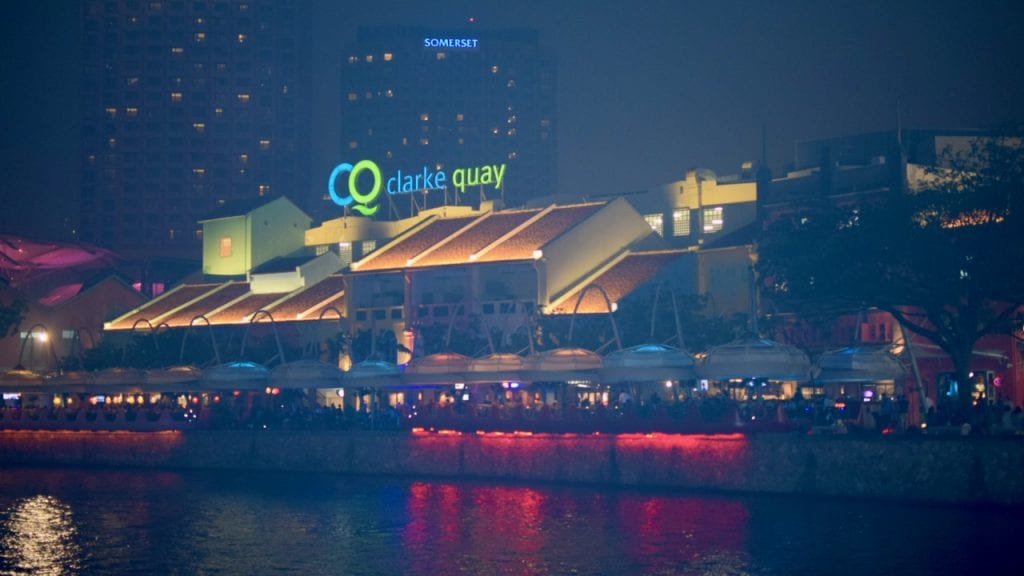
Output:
top-left (328, 159), bottom-right (507, 216)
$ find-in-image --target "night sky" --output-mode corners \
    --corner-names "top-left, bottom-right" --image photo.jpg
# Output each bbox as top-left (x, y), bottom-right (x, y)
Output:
top-left (2, 0), bottom-right (1023, 240)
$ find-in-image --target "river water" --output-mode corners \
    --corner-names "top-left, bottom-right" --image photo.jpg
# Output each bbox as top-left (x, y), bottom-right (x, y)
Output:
top-left (0, 467), bottom-right (1018, 576)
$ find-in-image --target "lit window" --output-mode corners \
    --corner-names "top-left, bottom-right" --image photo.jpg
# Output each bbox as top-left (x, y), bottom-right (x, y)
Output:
top-left (491, 65), bottom-right (499, 73)
top-left (338, 242), bottom-right (353, 266)
top-left (238, 3), bottom-right (248, 12)
top-left (107, 138), bottom-right (117, 148)
top-left (192, 167), bottom-right (205, 177)
top-left (385, 89), bottom-right (393, 98)
top-left (362, 240), bottom-right (376, 254)
top-left (219, 237), bottom-right (232, 257)
top-left (214, 107), bottom-right (224, 116)
top-left (125, 107), bottom-right (138, 117)
top-left (420, 113), bottom-right (429, 122)
top-left (237, 33), bottom-right (247, 43)
top-left (195, 17), bottom-right (204, 24)
top-left (347, 92), bottom-right (358, 101)
top-left (436, 52), bottom-right (446, 60)
top-left (672, 209), bottom-right (691, 237)
top-left (258, 184), bottom-right (270, 196)
top-left (456, 113), bottom-right (464, 122)
top-left (401, 137), bottom-right (408, 146)
top-left (192, 122), bottom-right (205, 133)
top-left (194, 32), bottom-right (206, 42)
top-left (507, 151), bottom-right (518, 160)
top-left (126, 76), bottom-right (139, 86)
top-left (383, 52), bottom-right (393, 61)
top-left (507, 128), bottom-right (517, 136)
top-left (644, 214), bottom-right (664, 237)
top-left (258, 139), bottom-right (270, 150)
top-left (347, 55), bottom-right (358, 64)
top-left (170, 92), bottom-right (183, 102)
top-left (507, 79), bottom-right (516, 88)
top-left (702, 207), bottom-right (724, 233)
top-left (419, 138), bottom-right (429, 146)
top-left (315, 245), bottom-right (328, 256)
top-left (239, 153), bottom-right (248, 163)
top-left (365, 54), bottom-right (373, 63)
top-left (105, 107), bottom-right (117, 118)
top-left (237, 93), bottom-right (250, 103)
top-left (170, 47), bottom-right (184, 54)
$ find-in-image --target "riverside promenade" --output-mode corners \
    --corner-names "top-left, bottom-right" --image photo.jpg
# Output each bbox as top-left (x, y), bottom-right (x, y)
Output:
top-left (2, 428), bottom-right (1023, 506)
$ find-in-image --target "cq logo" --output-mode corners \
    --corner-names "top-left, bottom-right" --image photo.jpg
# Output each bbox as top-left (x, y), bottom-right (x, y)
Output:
top-left (328, 160), bottom-right (382, 216)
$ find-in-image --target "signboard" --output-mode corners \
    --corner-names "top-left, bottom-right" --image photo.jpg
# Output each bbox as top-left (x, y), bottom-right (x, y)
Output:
top-left (328, 159), bottom-right (506, 216)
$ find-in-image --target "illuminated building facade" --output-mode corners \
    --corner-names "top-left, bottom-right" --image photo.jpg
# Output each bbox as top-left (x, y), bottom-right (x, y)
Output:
top-left (338, 26), bottom-right (557, 216)
top-left (79, 0), bottom-right (313, 260)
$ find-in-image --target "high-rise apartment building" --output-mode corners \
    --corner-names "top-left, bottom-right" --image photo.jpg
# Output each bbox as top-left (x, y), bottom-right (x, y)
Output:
top-left (337, 26), bottom-right (557, 217)
top-left (79, 0), bottom-right (312, 260)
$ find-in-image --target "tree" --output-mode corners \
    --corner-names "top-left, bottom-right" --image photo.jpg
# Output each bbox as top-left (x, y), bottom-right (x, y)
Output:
top-left (758, 130), bottom-right (1024, 418)
top-left (0, 298), bottom-right (27, 339)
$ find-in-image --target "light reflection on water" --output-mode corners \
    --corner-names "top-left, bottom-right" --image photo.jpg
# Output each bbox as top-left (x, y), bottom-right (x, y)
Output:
top-left (0, 467), bottom-right (1020, 576)
top-left (1, 495), bottom-right (80, 576)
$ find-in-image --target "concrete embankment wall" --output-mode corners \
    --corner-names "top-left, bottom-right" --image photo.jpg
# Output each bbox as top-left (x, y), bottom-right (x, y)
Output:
top-left (2, 430), bottom-right (1023, 505)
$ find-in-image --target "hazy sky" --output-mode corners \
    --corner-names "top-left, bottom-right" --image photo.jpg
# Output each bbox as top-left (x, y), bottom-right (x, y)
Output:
top-left (2, 0), bottom-right (1023, 238)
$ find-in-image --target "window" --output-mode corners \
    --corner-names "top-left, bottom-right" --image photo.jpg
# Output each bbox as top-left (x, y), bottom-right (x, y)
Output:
top-left (644, 213), bottom-right (664, 236)
top-left (237, 93), bottom-right (250, 103)
top-left (362, 240), bottom-right (376, 254)
top-left (672, 208), bottom-right (691, 237)
top-left (338, 242), bottom-right (352, 266)
top-left (383, 52), bottom-right (393, 61)
top-left (702, 207), bottom-right (724, 233)
top-left (170, 91), bottom-right (183, 102)
top-left (258, 139), bottom-right (270, 150)
top-left (219, 237), bottom-right (232, 257)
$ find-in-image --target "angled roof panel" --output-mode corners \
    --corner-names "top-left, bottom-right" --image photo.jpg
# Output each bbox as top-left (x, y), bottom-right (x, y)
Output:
top-left (551, 250), bottom-right (687, 314)
top-left (413, 209), bottom-right (540, 267)
top-left (475, 203), bottom-right (605, 263)
top-left (356, 216), bottom-right (478, 272)
top-left (271, 275), bottom-right (346, 320)
top-left (160, 282), bottom-right (252, 326)
top-left (207, 292), bottom-right (285, 324)
top-left (107, 283), bottom-right (225, 330)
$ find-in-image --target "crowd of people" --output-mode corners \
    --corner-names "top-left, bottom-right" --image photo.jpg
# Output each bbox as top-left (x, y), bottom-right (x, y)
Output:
top-left (3, 388), bottom-right (1024, 436)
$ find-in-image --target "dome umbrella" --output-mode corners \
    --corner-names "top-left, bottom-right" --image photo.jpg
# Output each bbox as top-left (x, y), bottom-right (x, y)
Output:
top-left (813, 346), bottom-right (906, 383)
top-left (270, 359), bottom-right (343, 390)
top-left (403, 352), bottom-right (472, 386)
top-left (602, 343), bottom-right (696, 384)
top-left (465, 352), bottom-right (527, 384)
top-left (201, 361), bottom-right (270, 391)
top-left (697, 335), bottom-right (811, 381)
top-left (522, 347), bottom-right (603, 383)
top-left (342, 359), bottom-right (403, 389)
